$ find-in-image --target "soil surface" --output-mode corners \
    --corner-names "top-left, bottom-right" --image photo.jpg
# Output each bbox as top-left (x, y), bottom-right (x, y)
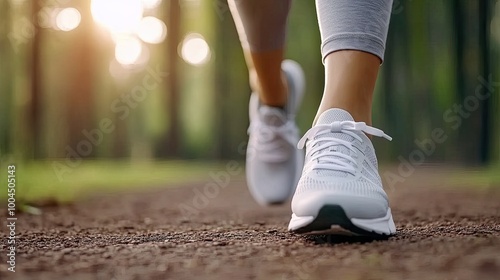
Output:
top-left (1, 167), bottom-right (500, 280)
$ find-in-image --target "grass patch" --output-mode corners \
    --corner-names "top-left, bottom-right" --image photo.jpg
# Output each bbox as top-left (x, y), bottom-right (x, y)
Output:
top-left (446, 165), bottom-right (500, 189)
top-left (1, 160), bottom-right (229, 204)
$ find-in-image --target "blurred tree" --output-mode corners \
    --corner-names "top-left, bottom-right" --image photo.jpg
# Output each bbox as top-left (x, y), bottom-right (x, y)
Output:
top-left (453, 0), bottom-right (490, 165)
top-left (214, 1), bottom-right (248, 159)
top-left (1, 0), bottom-right (498, 166)
top-left (65, 0), bottom-right (95, 157)
top-left (29, 0), bottom-right (42, 158)
top-left (0, 0), bottom-right (12, 156)
top-left (478, 0), bottom-right (492, 163)
top-left (158, 0), bottom-right (182, 157)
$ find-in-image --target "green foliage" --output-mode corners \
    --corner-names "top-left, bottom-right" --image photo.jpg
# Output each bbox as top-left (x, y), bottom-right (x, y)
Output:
top-left (0, 0), bottom-right (499, 165)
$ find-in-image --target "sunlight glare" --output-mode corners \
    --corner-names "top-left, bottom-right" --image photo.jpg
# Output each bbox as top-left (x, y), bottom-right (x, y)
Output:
top-left (137, 16), bottom-right (167, 44)
top-left (55, 8), bottom-right (81, 31)
top-left (91, 0), bottom-right (143, 34)
top-left (141, 0), bottom-right (162, 10)
top-left (180, 34), bottom-right (211, 66)
top-left (115, 37), bottom-right (143, 65)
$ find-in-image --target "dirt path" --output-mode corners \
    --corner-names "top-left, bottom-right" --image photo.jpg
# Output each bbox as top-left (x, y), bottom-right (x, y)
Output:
top-left (1, 168), bottom-right (500, 280)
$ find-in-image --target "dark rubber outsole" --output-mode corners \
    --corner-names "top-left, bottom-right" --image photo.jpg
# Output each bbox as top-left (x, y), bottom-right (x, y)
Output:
top-left (291, 205), bottom-right (391, 238)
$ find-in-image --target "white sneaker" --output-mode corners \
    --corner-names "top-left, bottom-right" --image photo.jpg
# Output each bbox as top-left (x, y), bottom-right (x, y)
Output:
top-left (246, 60), bottom-right (305, 206)
top-left (288, 108), bottom-right (396, 236)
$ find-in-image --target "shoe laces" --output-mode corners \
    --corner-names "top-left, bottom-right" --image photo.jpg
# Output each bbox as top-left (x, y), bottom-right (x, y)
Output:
top-left (298, 121), bottom-right (392, 174)
top-left (248, 119), bottom-right (298, 163)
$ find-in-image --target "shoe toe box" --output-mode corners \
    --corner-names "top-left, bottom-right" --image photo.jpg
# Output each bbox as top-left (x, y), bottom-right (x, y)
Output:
top-left (247, 159), bottom-right (297, 205)
top-left (291, 177), bottom-right (389, 220)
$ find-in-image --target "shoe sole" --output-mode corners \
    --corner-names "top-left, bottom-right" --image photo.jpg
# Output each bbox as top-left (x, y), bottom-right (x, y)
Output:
top-left (288, 205), bottom-right (396, 237)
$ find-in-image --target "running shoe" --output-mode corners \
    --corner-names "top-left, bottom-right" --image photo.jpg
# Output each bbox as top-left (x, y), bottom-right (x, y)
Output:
top-left (288, 108), bottom-right (396, 236)
top-left (246, 60), bottom-right (305, 205)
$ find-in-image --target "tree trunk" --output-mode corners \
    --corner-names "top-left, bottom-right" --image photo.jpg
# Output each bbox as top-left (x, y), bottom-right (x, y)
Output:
top-left (159, 0), bottom-right (182, 157)
top-left (66, 1), bottom-right (94, 157)
top-left (30, 0), bottom-right (42, 158)
top-left (478, 0), bottom-right (491, 164)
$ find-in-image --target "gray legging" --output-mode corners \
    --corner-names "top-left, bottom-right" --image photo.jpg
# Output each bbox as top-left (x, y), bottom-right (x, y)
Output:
top-left (229, 0), bottom-right (393, 63)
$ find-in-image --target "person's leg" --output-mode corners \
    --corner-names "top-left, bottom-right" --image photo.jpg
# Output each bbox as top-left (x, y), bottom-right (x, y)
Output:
top-left (314, 0), bottom-right (393, 125)
top-left (228, 0), bottom-right (291, 107)
top-left (229, 0), bottom-right (305, 205)
top-left (289, 0), bottom-right (395, 236)
top-left (316, 51), bottom-right (380, 125)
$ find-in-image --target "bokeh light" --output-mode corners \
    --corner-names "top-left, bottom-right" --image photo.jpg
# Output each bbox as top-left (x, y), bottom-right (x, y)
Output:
top-left (91, 0), bottom-right (144, 34)
top-left (180, 34), bottom-right (211, 66)
top-left (109, 60), bottom-right (130, 80)
top-left (38, 7), bottom-right (56, 29)
top-left (137, 16), bottom-right (167, 44)
top-left (55, 8), bottom-right (81, 32)
top-left (141, 0), bottom-right (162, 10)
top-left (115, 37), bottom-right (143, 65)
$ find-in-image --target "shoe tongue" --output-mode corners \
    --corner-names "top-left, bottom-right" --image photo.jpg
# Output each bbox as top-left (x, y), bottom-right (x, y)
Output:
top-left (313, 108), bottom-right (358, 178)
top-left (316, 108), bottom-right (354, 124)
top-left (259, 105), bottom-right (287, 127)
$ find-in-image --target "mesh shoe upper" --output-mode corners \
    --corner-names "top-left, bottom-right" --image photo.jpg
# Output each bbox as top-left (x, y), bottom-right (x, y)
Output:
top-left (291, 108), bottom-right (392, 219)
